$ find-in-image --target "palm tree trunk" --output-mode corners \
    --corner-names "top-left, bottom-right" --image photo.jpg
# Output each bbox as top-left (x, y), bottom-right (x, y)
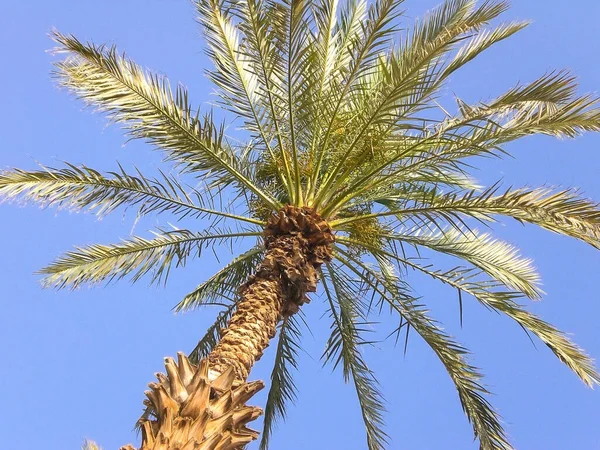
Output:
top-left (121, 206), bottom-right (334, 450)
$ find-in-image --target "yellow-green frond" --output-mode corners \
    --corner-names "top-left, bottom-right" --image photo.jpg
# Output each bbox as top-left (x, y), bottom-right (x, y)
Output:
top-left (0, 164), bottom-right (262, 225)
top-left (334, 247), bottom-right (512, 450)
top-left (51, 31), bottom-right (280, 209)
top-left (40, 228), bottom-right (260, 289)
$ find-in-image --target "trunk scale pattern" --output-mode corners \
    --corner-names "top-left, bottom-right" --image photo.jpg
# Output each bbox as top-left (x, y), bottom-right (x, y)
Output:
top-left (122, 207), bottom-right (334, 450)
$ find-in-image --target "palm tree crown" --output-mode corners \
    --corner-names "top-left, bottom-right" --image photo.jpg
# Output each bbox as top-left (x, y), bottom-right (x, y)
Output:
top-left (2, 0), bottom-right (600, 449)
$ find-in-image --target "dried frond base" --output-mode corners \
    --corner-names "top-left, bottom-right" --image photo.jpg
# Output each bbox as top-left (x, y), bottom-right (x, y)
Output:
top-left (121, 353), bottom-right (264, 450)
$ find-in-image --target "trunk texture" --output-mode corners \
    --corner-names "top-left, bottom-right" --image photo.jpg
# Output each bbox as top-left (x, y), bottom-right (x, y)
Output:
top-left (122, 206), bottom-right (333, 450)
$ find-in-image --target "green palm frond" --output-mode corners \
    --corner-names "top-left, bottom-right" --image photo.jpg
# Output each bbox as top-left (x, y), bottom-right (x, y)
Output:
top-left (196, 0), bottom-right (294, 196)
top-left (404, 263), bottom-right (599, 387)
top-left (335, 247), bottom-right (511, 450)
top-left (259, 315), bottom-right (302, 450)
top-left (40, 228), bottom-right (260, 289)
top-left (0, 163), bottom-right (263, 225)
top-left (333, 185), bottom-right (600, 249)
top-left (323, 71), bottom-right (600, 215)
top-left (337, 229), bottom-right (541, 299)
top-left (308, 0), bottom-right (404, 200)
top-left (382, 228), bottom-right (541, 299)
top-left (338, 235), bottom-right (600, 387)
top-left (313, 0), bottom-right (511, 209)
top-left (239, 0), bottom-right (292, 188)
top-left (442, 20), bottom-right (529, 78)
top-left (321, 264), bottom-right (388, 450)
top-left (51, 31), bottom-right (279, 209)
top-left (175, 246), bottom-right (264, 312)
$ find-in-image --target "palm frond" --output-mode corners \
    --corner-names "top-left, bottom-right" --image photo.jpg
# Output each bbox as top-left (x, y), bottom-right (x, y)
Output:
top-left (240, 0), bottom-right (293, 190)
top-left (334, 246), bottom-right (512, 450)
top-left (325, 71), bottom-right (600, 214)
top-left (196, 0), bottom-right (294, 195)
top-left (51, 31), bottom-right (279, 209)
top-left (82, 440), bottom-right (102, 450)
top-left (402, 262), bottom-right (599, 387)
top-left (309, 0), bottom-right (404, 201)
top-left (337, 235), bottom-right (600, 387)
top-left (442, 21), bottom-right (529, 77)
top-left (314, 0), bottom-right (511, 210)
top-left (0, 163), bottom-right (263, 225)
top-left (321, 264), bottom-right (388, 450)
top-left (40, 228), bottom-right (260, 289)
top-left (385, 228), bottom-right (541, 299)
top-left (259, 315), bottom-right (302, 450)
top-left (175, 246), bottom-right (264, 312)
top-left (282, 0), bottom-right (314, 203)
top-left (333, 185), bottom-right (600, 250)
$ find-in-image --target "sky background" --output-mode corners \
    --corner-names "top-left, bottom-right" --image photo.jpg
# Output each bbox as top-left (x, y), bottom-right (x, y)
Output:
top-left (1, 1), bottom-right (599, 449)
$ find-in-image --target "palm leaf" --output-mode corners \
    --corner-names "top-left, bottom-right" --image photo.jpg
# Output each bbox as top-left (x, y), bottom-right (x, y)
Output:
top-left (309, 0), bottom-right (404, 201)
top-left (321, 264), bottom-right (388, 450)
top-left (40, 228), bottom-right (260, 289)
top-left (175, 245), bottom-right (264, 312)
top-left (51, 31), bottom-right (279, 209)
top-left (0, 163), bottom-right (262, 225)
top-left (384, 228), bottom-right (541, 299)
top-left (335, 246), bottom-right (512, 450)
top-left (259, 315), bottom-right (302, 450)
top-left (338, 236), bottom-right (600, 387)
top-left (404, 262), bottom-right (600, 387)
top-left (324, 71), bottom-right (600, 214)
top-left (442, 21), bottom-right (529, 77)
top-left (333, 185), bottom-right (600, 250)
top-left (196, 0), bottom-right (294, 195)
top-left (239, 0), bottom-right (292, 190)
top-left (314, 0), bottom-right (510, 209)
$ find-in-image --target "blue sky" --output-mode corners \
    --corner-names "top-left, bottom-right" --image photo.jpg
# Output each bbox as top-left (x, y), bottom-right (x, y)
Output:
top-left (1, 1), bottom-right (599, 449)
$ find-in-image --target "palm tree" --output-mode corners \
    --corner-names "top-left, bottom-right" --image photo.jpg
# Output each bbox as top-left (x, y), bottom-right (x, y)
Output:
top-left (2, 0), bottom-right (600, 448)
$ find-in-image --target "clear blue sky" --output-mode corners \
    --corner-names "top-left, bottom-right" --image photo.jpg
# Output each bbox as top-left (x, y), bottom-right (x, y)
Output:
top-left (1, 1), bottom-right (599, 449)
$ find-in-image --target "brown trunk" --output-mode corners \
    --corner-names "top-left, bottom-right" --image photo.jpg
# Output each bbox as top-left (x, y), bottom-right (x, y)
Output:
top-left (122, 206), bottom-right (333, 450)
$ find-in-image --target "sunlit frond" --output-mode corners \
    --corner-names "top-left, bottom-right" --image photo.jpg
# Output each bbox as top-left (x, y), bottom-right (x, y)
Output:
top-left (323, 71), bottom-right (600, 215)
top-left (259, 315), bottom-right (302, 450)
top-left (321, 264), bottom-right (388, 450)
top-left (51, 31), bottom-right (279, 209)
top-left (82, 440), bottom-right (102, 450)
top-left (40, 228), bottom-right (260, 289)
top-left (175, 246), bottom-right (264, 312)
top-left (313, 0), bottom-right (511, 209)
top-left (442, 21), bottom-right (529, 77)
top-left (384, 228), bottom-right (541, 299)
top-left (335, 247), bottom-right (512, 450)
top-left (196, 0), bottom-right (295, 197)
top-left (337, 235), bottom-right (600, 387)
top-left (308, 0), bottom-right (404, 201)
top-left (333, 185), bottom-right (600, 250)
top-left (240, 0), bottom-right (292, 191)
top-left (0, 163), bottom-right (262, 225)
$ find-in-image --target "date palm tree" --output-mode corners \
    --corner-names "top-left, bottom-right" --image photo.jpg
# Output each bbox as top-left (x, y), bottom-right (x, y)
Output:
top-left (2, 0), bottom-right (600, 449)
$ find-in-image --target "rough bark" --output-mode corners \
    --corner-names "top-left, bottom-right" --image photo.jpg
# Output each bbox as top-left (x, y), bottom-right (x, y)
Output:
top-left (208, 206), bottom-right (334, 381)
top-left (123, 206), bottom-right (333, 450)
